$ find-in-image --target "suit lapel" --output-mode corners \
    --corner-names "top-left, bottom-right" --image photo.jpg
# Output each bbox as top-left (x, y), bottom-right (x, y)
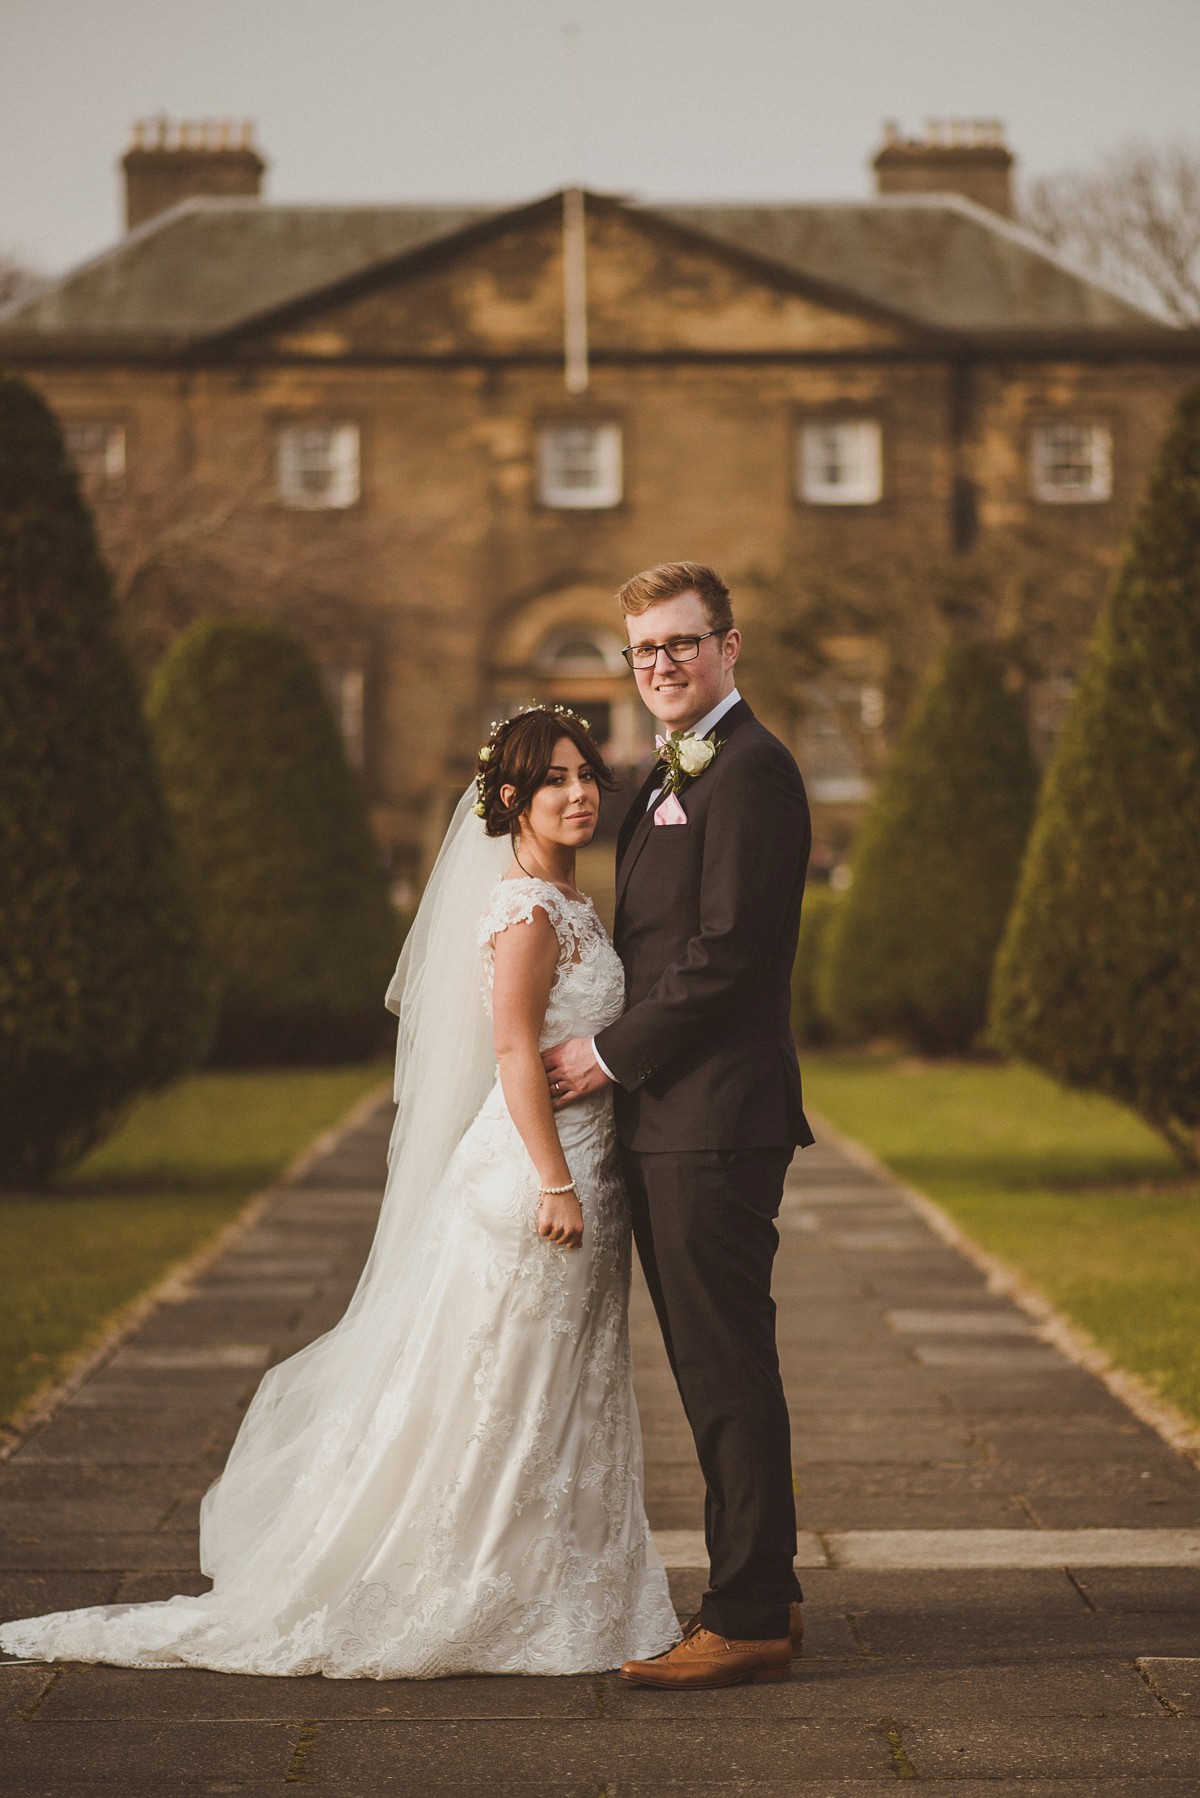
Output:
top-left (616, 766), bottom-right (660, 868)
top-left (615, 799), bottom-right (659, 913)
top-left (613, 702), bottom-right (754, 914)
top-left (614, 767), bottom-right (661, 913)
top-left (710, 697), bottom-right (752, 743)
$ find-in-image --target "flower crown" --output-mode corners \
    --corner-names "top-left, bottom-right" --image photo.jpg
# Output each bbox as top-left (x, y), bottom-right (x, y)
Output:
top-left (472, 703), bottom-right (592, 817)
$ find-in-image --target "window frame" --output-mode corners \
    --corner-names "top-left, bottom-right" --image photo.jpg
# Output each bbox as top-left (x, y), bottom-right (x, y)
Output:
top-left (63, 418), bottom-right (128, 500)
top-left (1029, 420), bottom-right (1113, 505)
top-left (275, 419), bottom-right (362, 511)
top-left (796, 416), bottom-right (884, 507)
top-left (536, 419), bottom-right (624, 511)
top-left (320, 665), bottom-right (366, 769)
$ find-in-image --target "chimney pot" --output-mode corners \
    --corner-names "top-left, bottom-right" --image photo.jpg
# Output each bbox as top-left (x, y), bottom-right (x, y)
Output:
top-left (121, 115), bottom-right (267, 230)
top-left (873, 117), bottom-right (1014, 217)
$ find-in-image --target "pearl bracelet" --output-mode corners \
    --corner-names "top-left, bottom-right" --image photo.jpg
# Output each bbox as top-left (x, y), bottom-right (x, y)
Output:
top-left (539, 1180), bottom-right (577, 1195)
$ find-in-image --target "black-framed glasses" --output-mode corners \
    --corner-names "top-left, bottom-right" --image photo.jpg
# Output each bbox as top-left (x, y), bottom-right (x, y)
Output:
top-left (621, 629), bottom-right (726, 671)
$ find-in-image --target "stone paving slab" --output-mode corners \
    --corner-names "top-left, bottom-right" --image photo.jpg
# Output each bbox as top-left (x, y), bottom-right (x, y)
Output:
top-left (24, 1665), bottom-right (602, 1721)
top-left (11, 1786), bottom-right (1200, 1798)
top-left (0, 1534), bottom-right (199, 1572)
top-left (608, 1789), bottom-right (1198, 1798)
top-left (602, 1657), bottom-right (1159, 1718)
top-left (648, 1523), bottom-right (1200, 1569)
top-left (0, 1718), bottom-right (299, 1785)
top-left (11, 1410), bottom-right (230, 1465)
top-left (1137, 1656), bottom-right (1200, 1713)
top-left (900, 1717), bottom-right (1200, 1781)
top-left (296, 1717), bottom-right (895, 1784)
top-left (3, 1101), bottom-right (1200, 1794)
top-left (826, 1527), bottom-right (1200, 1569)
top-left (1070, 1568), bottom-right (1200, 1612)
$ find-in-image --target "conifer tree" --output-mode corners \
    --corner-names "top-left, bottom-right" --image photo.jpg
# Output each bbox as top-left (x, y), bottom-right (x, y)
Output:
top-left (0, 374), bottom-right (211, 1186)
top-left (791, 887), bottom-right (842, 1047)
top-left (992, 385), bottom-right (1200, 1165)
top-left (823, 642), bottom-right (1038, 1054)
top-left (147, 618), bottom-right (399, 1065)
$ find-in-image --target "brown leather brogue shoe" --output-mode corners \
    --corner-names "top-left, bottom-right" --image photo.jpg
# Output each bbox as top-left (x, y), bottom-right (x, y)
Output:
top-left (681, 1601), bottom-right (804, 1656)
top-left (620, 1627), bottom-right (791, 1689)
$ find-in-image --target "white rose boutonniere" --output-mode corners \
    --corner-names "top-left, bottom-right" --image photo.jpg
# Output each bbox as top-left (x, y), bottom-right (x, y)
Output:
top-left (677, 735), bottom-right (715, 777)
top-left (657, 730), bottom-right (725, 797)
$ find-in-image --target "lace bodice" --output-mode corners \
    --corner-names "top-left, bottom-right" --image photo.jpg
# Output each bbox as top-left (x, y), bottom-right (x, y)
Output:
top-left (477, 877), bottom-right (625, 1048)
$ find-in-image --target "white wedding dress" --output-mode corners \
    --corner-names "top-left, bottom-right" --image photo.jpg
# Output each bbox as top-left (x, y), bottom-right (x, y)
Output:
top-left (1, 798), bottom-right (678, 1679)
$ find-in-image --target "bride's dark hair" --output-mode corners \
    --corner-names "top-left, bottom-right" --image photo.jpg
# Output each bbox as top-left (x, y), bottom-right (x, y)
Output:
top-left (476, 707), bottom-right (616, 840)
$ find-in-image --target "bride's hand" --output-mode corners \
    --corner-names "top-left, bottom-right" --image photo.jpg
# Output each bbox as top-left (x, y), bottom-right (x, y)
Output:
top-left (538, 1190), bottom-right (584, 1249)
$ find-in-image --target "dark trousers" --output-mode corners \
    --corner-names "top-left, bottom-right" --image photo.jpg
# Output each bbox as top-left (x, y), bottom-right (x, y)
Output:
top-left (623, 1145), bottom-right (803, 1640)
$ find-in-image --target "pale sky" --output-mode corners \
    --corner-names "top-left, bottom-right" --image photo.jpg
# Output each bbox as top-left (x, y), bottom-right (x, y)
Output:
top-left (4, 0), bottom-right (1199, 276)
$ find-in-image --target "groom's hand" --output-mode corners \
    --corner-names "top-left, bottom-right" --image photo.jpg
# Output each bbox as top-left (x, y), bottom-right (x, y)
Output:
top-left (542, 1038), bottom-right (611, 1112)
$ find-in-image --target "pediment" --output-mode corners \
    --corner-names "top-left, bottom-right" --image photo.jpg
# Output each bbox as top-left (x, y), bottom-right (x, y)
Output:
top-left (227, 197), bottom-right (918, 361)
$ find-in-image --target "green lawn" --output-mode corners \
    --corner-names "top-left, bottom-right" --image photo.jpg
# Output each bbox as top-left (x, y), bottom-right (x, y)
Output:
top-left (0, 1063), bottom-right (390, 1432)
top-left (802, 1056), bottom-right (1200, 1427)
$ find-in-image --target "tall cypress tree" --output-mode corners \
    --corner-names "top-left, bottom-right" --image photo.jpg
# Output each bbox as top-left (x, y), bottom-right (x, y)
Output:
top-left (824, 641), bottom-right (1038, 1054)
top-left (791, 886), bottom-right (842, 1047)
top-left (147, 617), bottom-right (399, 1065)
top-left (992, 385), bottom-right (1200, 1165)
top-left (0, 374), bottom-right (212, 1186)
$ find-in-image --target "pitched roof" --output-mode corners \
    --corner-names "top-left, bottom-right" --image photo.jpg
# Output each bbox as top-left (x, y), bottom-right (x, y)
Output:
top-left (0, 189), bottom-right (1173, 355)
top-left (0, 200), bottom-right (494, 351)
top-left (655, 196), bottom-right (1159, 335)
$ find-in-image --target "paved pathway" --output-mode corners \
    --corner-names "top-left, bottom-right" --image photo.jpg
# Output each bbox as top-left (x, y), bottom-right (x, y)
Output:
top-left (3, 1099), bottom-right (1199, 1793)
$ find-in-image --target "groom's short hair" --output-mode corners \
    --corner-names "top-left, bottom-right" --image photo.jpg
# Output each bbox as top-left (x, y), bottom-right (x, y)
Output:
top-left (616, 561), bottom-right (734, 633)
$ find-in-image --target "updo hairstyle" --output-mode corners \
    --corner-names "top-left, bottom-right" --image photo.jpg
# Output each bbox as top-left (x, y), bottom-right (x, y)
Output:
top-left (475, 707), bottom-right (615, 839)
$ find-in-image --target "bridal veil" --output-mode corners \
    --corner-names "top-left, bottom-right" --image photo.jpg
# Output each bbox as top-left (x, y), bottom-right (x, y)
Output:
top-left (198, 788), bottom-right (510, 1588)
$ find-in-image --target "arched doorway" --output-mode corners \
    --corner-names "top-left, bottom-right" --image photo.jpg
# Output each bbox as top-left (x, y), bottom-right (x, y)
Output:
top-left (488, 584), bottom-right (654, 775)
top-left (489, 585), bottom-right (655, 924)
top-left (531, 626), bottom-right (636, 763)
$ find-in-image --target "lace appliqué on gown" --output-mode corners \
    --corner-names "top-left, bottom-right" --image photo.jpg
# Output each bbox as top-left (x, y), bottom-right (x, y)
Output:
top-left (0, 876), bottom-right (677, 1680)
top-left (476, 878), bottom-right (620, 1049)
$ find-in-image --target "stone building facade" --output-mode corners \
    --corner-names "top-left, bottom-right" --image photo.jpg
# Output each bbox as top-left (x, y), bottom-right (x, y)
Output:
top-left (3, 121), bottom-right (1197, 896)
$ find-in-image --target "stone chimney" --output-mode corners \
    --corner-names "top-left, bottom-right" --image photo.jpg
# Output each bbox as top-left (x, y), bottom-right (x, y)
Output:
top-left (122, 118), bottom-right (266, 231)
top-left (872, 119), bottom-right (1014, 218)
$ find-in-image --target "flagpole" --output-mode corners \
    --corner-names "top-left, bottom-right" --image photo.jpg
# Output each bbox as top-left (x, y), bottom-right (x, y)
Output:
top-left (562, 23), bottom-right (588, 394)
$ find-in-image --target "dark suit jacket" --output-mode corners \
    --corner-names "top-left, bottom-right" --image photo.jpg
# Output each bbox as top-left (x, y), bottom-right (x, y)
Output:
top-left (595, 699), bottom-right (815, 1154)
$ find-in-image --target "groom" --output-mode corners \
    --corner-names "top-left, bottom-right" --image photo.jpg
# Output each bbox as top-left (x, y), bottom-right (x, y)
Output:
top-left (543, 560), bottom-right (813, 1689)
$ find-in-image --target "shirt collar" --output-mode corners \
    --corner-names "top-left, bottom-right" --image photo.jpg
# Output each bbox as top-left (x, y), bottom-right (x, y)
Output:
top-left (646, 688), bottom-right (742, 809)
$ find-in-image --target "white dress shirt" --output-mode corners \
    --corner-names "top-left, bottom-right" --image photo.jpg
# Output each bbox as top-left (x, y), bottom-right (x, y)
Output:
top-left (644, 686), bottom-right (742, 811)
top-left (590, 687), bottom-right (742, 1080)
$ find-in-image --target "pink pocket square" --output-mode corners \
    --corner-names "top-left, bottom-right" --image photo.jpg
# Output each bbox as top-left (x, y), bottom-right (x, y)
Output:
top-left (654, 793), bottom-right (688, 826)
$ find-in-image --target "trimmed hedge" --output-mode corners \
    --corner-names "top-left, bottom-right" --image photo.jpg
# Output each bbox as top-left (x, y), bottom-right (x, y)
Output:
top-left (0, 374), bottom-right (212, 1186)
top-left (823, 642), bottom-right (1038, 1054)
top-left (791, 886), bottom-right (842, 1047)
top-left (146, 617), bottom-right (400, 1065)
top-left (992, 384), bottom-right (1200, 1166)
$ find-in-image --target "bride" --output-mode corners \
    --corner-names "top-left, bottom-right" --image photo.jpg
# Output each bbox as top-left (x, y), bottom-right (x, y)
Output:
top-left (1, 705), bottom-right (679, 1679)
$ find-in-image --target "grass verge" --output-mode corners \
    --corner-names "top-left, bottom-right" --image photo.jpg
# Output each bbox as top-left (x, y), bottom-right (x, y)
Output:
top-left (802, 1055), bottom-right (1200, 1428)
top-left (0, 1063), bottom-right (390, 1430)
